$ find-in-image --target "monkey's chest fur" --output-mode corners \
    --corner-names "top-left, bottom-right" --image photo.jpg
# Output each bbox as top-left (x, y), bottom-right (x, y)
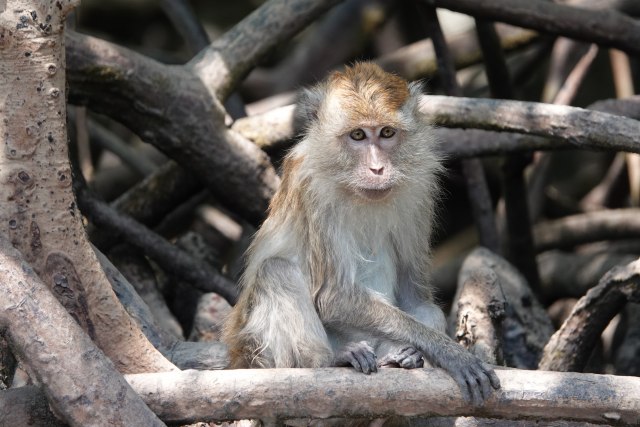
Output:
top-left (353, 244), bottom-right (397, 303)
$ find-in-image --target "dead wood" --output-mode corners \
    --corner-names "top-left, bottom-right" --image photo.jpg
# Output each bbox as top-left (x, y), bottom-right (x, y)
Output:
top-left (450, 266), bottom-right (506, 365)
top-left (0, 237), bottom-right (164, 426)
top-left (534, 209), bottom-right (640, 251)
top-left (539, 257), bottom-right (640, 371)
top-left (459, 248), bottom-right (554, 369)
top-left (3, 368), bottom-right (639, 425)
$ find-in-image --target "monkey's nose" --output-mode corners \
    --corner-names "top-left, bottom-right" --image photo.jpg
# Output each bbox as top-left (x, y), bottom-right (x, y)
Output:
top-left (369, 167), bottom-right (384, 176)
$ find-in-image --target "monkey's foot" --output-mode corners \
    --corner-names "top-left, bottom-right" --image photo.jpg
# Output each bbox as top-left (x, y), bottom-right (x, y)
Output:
top-left (378, 346), bottom-right (424, 369)
top-left (334, 341), bottom-right (377, 374)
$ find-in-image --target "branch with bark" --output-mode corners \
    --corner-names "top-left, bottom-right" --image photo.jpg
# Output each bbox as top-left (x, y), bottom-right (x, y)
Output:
top-left (539, 257), bottom-right (640, 372)
top-left (0, 237), bottom-right (164, 426)
top-left (425, 0), bottom-right (640, 55)
top-left (2, 368), bottom-right (639, 425)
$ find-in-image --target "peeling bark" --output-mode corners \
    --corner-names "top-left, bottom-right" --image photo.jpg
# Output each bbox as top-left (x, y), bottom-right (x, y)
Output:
top-left (451, 265), bottom-right (506, 365)
top-left (458, 248), bottom-right (554, 369)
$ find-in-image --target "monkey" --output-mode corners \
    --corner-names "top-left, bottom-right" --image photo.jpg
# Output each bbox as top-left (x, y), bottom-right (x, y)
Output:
top-left (223, 62), bottom-right (500, 406)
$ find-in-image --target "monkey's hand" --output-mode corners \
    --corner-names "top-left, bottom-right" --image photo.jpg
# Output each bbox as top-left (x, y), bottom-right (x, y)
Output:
top-left (378, 346), bottom-right (424, 369)
top-left (429, 340), bottom-right (501, 406)
top-left (334, 341), bottom-right (378, 374)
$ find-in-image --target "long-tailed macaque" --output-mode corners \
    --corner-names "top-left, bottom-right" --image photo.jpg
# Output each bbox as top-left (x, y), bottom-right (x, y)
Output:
top-left (223, 62), bottom-right (500, 404)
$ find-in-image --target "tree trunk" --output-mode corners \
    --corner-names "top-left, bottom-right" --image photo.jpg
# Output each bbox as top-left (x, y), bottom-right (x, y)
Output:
top-left (0, 0), bottom-right (175, 373)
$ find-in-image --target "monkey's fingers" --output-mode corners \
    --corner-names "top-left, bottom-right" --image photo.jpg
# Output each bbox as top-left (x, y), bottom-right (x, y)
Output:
top-left (353, 349), bottom-right (377, 374)
top-left (451, 372), bottom-right (474, 404)
top-left (338, 341), bottom-right (377, 374)
top-left (396, 347), bottom-right (424, 369)
top-left (464, 369), bottom-right (484, 407)
top-left (471, 364), bottom-right (495, 402)
top-left (482, 363), bottom-right (501, 389)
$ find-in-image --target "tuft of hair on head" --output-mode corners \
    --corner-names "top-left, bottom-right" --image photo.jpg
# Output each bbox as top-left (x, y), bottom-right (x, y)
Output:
top-left (293, 62), bottom-right (415, 136)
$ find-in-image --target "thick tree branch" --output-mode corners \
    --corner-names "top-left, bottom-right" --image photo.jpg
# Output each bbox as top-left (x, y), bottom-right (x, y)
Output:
top-left (420, 96), bottom-right (640, 153)
top-left (3, 369), bottom-right (640, 425)
top-left (534, 209), bottom-right (640, 251)
top-left (539, 257), bottom-right (640, 372)
top-left (0, 237), bottom-right (164, 426)
top-left (425, 0), bottom-right (640, 56)
top-left (77, 187), bottom-right (239, 304)
top-left (0, 0), bottom-right (175, 373)
top-left (234, 97), bottom-right (640, 156)
top-left (66, 31), bottom-right (279, 226)
top-left (188, 0), bottom-right (344, 100)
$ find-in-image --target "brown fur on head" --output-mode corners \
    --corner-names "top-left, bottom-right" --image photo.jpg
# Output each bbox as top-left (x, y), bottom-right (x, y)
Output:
top-left (295, 63), bottom-right (416, 133)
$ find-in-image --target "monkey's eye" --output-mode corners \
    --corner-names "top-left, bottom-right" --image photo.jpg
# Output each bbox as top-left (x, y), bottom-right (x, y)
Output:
top-left (380, 127), bottom-right (396, 138)
top-left (349, 129), bottom-right (366, 141)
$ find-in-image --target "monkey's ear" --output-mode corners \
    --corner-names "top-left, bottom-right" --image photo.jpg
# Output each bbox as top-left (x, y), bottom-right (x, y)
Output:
top-left (294, 85), bottom-right (325, 135)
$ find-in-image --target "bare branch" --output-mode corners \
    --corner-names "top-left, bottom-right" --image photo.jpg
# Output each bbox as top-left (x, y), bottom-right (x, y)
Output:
top-left (425, 0), bottom-right (640, 56)
top-left (420, 96), bottom-right (640, 153)
top-left (188, 0), bottom-right (344, 100)
top-left (66, 31), bottom-right (279, 226)
top-left (0, 237), bottom-right (164, 427)
top-left (452, 267), bottom-right (506, 365)
top-left (3, 368), bottom-right (640, 425)
top-left (77, 187), bottom-right (239, 304)
top-left (539, 257), bottom-right (640, 371)
top-left (234, 96), bottom-right (640, 156)
top-left (534, 209), bottom-right (640, 251)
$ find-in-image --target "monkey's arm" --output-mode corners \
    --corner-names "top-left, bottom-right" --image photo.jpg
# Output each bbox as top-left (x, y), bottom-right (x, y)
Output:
top-left (318, 288), bottom-right (500, 405)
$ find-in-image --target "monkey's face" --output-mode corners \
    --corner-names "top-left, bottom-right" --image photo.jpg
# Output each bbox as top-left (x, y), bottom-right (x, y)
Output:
top-left (340, 125), bottom-right (402, 202)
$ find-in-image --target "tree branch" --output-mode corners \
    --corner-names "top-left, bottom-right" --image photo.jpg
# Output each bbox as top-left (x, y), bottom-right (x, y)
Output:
top-left (234, 96), bottom-right (640, 156)
top-left (188, 0), bottom-right (344, 100)
top-left (0, 237), bottom-right (164, 426)
top-left (539, 257), bottom-right (640, 372)
top-left (66, 31), bottom-right (279, 226)
top-left (77, 187), bottom-right (239, 304)
top-left (534, 209), bottom-right (640, 251)
top-left (425, 0), bottom-right (640, 56)
top-left (3, 369), bottom-right (640, 425)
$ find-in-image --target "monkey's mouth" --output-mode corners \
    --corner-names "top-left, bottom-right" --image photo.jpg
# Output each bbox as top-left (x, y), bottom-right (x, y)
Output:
top-left (357, 187), bottom-right (393, 201)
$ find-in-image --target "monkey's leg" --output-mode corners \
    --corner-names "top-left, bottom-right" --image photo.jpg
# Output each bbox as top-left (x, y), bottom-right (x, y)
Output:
top-left (243, 257), bottom-right (333, 368)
